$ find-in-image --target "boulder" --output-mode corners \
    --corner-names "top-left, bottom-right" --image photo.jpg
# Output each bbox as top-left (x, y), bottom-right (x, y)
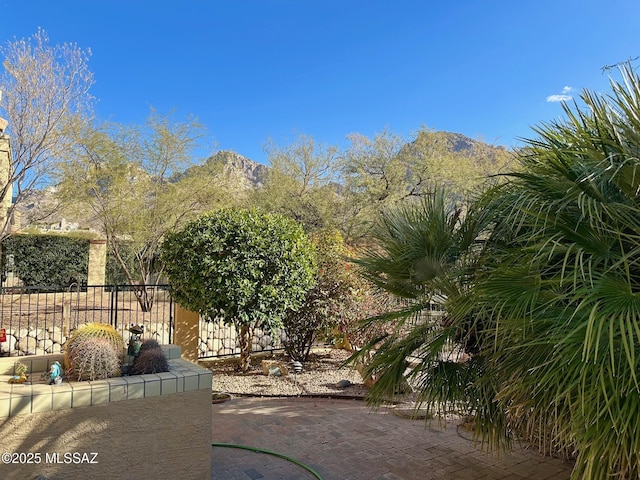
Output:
top-left (47, 326), bottom-right (65, 341)
top-left (202, 321), bottom-right (215, 335)
top-left (258, 335), bottom-right (272, 349)
top-left (16, 335), bottom-right (38, 355)
top-left (0, 334), bottom-right (17, 354)
top-left (38, 338), bottom-right (54, 350)
top-left (207, 338), bottom-right (222, 352)
top-left (34, 328), bottom-right (47, 341)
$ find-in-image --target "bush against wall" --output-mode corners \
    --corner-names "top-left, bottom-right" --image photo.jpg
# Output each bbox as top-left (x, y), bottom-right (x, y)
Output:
top-left (1, 234), bottom-right (89, 287)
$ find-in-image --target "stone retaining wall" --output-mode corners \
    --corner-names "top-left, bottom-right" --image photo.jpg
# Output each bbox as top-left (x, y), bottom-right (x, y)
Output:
top-left (0, 323), bottom-right (170, 357)
top-left (2, 318), bottom-right (283, 359)
top-left (199, 320), bottom-right (287, 357)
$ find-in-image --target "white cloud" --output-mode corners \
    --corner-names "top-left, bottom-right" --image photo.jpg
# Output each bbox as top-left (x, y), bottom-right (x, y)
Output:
top-left (546, 85), bottom-right (574, 102)
top-left (547, 93), bottom-right (572, 103)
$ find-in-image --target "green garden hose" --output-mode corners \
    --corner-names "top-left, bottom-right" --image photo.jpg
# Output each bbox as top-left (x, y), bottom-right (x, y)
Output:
top-left (211, 442), bottom-right (324, 480)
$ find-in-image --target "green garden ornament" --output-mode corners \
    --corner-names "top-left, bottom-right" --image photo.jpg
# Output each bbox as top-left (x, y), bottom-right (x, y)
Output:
top-left (127, 324), bottom-right (144, 357)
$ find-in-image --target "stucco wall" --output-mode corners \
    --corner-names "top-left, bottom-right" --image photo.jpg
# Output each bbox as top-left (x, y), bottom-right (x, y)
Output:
top-left (0, 388), bottom-right (211, 480)
top-left (0, 346), bottom-right (212, 480)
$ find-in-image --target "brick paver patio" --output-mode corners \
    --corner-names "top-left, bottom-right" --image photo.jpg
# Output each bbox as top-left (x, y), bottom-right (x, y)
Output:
top-left (211, 397), bottom-right (573, 480)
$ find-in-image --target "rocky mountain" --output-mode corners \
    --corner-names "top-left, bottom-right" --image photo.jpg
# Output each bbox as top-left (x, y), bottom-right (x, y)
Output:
top-left (15, 131), bottom-right (513, 232)
top-left (404, 130), bottom-right (511, 163)
top-left (201, 150), bottom-right (268, 188)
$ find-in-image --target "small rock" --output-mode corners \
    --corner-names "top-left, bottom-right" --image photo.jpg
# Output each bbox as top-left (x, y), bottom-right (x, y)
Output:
top-left (262, 360), bottom-right (289, 376)
top-left (336, 379), bottom-right (352, 389)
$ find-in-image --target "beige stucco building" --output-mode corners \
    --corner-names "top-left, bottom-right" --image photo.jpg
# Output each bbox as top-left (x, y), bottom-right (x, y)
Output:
top-left (0, 122), bottom-right (12, 233)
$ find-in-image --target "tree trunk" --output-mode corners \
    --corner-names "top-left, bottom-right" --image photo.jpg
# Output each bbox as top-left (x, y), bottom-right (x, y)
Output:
top-left (133, 284), bottom-right (155, 312)
top-left (239, 324), bottom-right (253, 373)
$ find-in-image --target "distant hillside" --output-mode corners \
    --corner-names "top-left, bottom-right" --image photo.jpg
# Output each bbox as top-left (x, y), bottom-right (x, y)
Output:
top-left (404, 130), bottom-right (511, 164)
top-left (15, 131), bottom-right (513, 231)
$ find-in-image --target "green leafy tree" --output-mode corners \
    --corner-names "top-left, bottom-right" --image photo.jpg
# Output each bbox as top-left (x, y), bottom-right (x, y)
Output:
top-left (251, 134), bottom-right (341, 232)
top-left (339, 127), bottom-right (512, 241)
top-left (161, 208), bottom-right (317, 372)
top-left (338, 128), bottom-right (411, 239)
top-left (408, 128), bottom-right (513, 197)
top-left (56, 111), bottom-right (230, 310)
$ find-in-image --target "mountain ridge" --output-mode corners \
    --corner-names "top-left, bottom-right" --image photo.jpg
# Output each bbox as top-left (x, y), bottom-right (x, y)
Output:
top-left (17, 130), bottom-right (512, 230)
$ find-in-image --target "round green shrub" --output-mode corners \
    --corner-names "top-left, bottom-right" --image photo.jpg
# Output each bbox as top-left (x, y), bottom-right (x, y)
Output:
top-left (161, 208), bottom-right (316, 326)
top-left (161, 208), bottom-right (316, 371)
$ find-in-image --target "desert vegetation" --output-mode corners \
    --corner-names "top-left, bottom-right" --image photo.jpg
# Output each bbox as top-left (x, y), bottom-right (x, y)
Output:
top-left (3, 28), bottom-right (640, 480)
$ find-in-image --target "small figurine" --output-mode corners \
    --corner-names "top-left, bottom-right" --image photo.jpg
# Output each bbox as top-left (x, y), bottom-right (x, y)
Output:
top-left (8, 362), bottom-right (29, 384)
top-left (46, 361), bottom-right (62, 385)
top-left (127, 324), bottom-right (144, 358)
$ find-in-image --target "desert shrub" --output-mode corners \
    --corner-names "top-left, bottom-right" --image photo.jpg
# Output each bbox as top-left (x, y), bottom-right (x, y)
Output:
top-left (282, 229), bottom-right (380, 361)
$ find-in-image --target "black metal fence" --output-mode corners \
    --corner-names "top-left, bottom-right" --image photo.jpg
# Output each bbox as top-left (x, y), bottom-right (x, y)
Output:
top-left (0, 284), bottom-right (173, 357)
top-left (0, 283), bottom-right (445, 361)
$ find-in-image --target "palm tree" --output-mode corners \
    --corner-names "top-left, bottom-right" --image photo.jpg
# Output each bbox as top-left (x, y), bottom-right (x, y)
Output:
top-left (353, 63), bottom-right (640, 479)
top-left (472, 63), bottom-right (640, 478)
top-left (349, 187), bottom-right (505, 441)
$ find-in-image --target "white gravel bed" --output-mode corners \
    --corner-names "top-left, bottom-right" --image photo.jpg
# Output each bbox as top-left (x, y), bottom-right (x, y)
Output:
top-left (204, 348), bottom-right (370, 398)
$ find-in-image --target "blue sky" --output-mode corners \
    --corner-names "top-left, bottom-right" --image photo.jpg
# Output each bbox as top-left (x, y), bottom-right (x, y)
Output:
top-left (1, 1), bottom-right (639, 165)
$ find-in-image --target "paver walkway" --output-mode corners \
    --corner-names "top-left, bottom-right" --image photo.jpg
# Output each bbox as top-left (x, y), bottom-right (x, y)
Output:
top-left (211, 397), bottom-right (573, 480)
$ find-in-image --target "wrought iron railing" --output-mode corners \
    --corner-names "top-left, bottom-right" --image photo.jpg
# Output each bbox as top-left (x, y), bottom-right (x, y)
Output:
top-left (0, 284), bottom-right (173, 357)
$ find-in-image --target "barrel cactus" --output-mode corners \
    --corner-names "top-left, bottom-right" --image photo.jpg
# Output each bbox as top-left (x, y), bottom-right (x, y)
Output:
top-left (63, 323), bottom-right (125, 371)
top-left (65, 336), bottom-right (122, 381)
top-left (138, 338), bottom-right (161, 355)
top-left (130, 339), bottom-right (169, 375)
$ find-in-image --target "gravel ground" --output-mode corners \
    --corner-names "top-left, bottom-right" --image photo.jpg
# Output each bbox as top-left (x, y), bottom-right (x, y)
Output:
top-left (202, 348), bottom-right (371, 398)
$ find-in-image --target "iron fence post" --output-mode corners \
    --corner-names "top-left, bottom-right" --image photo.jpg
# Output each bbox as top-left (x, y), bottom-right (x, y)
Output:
top-left (169, 293), bottom-right (174, 344)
